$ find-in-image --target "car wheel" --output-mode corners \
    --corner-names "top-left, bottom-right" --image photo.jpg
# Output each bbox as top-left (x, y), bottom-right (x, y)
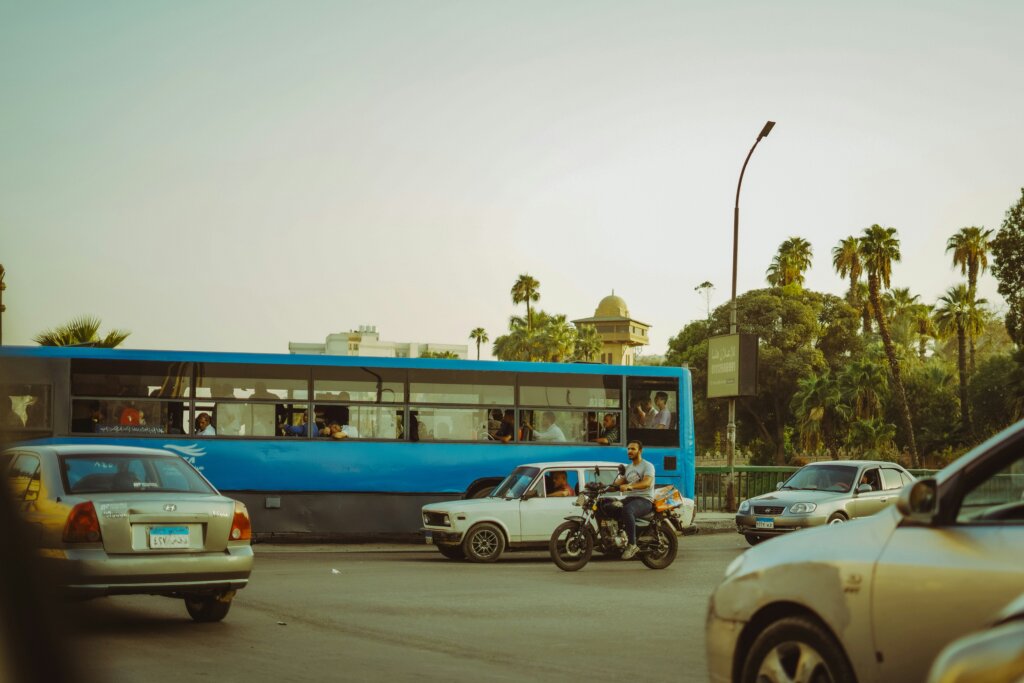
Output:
top-left (462, 523), bottom-right (505, 563)
top-left (744, 533), bottom-right (764, 546)
top-left (184, 592), bottom-right (233, 623)
top-left (436, 544), bottom-right (465, 560)
top-left (640, 522), bottom-right (678, 570)
top-left (827, 512), bottom-right (848, 526)
top-left (741, 615), bottom-right (855, 683)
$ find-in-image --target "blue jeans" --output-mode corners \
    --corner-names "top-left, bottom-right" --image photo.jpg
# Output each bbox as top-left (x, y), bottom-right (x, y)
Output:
top-left (621, 497), bottom-right (653, 545)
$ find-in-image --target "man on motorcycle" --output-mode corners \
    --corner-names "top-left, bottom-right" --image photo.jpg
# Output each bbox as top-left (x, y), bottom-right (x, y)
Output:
top-left (610, 440), bottom-right (655, 559)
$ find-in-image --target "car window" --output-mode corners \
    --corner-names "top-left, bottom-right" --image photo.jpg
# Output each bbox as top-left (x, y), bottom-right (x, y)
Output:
top-left (900, 471), bottom-right (915, 486)
top-left (7, 454), bottom-right (40, 500)
top-left (785, 465), bottom-right (856, 492)
top-left (61, 453), bottom-right (214, 494)
top-left (956, 453), bottom-right (1024, 524)
top-left (880, 468), bottom-right (905, 491)
top-left (541, 469), bottom-right (579, 497)
top-left (583, 467), bottom-right (619, 486)
top-left (860, 468), bottom-right (881, 491)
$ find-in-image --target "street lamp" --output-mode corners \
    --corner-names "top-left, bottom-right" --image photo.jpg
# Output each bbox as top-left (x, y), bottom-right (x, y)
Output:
top-left (726, 121), bottom-right (774, 510)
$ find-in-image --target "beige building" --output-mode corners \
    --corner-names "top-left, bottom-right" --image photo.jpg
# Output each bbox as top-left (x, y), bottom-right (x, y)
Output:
top-left (288, 325), bottom-right (468, 359)
top-left (572, 293), bottom-right (650, 366)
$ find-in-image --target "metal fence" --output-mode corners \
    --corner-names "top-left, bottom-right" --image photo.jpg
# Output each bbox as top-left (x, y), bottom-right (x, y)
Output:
top-left (695, 466), bottom-right (939, 512)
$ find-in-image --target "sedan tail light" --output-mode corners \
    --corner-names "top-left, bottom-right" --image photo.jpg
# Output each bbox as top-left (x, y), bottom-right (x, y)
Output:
top-left (63, 501), bottom-right (103, 543)
top-left (230, 501), bottom-right (251, 541)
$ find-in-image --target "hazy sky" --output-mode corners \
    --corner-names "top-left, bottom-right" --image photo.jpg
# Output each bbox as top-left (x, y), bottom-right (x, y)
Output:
top-left (2, 1), bottom-right (1021, 359)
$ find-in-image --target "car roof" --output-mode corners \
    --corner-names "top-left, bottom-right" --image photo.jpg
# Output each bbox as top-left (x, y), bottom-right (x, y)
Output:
top-left (803, 460), bottom-right (907, 469)
top-left (4, 444), bottom-right (179, 458)
top-left (517, 461), bottom-right (623, 469)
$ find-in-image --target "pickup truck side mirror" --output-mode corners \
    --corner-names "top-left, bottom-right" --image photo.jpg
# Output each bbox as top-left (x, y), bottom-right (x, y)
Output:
top-left (896, 478), bottom-right (938, 522)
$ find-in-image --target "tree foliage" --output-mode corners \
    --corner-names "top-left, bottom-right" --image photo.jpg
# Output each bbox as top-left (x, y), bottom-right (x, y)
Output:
top-left (34, 316), bottom-right (130, 348)
top-left (991, 188), bottom-right (1024, 345)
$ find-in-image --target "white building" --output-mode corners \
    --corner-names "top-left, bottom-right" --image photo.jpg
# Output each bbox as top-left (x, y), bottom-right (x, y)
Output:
top-left (288, 325), bottom-right (468, 359)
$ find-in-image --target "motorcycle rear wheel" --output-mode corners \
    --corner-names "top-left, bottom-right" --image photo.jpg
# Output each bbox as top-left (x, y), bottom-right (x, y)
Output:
top-left (640, 522), bottom-right (678, 570)
top-left (549, 521), bottom-right (594, 572)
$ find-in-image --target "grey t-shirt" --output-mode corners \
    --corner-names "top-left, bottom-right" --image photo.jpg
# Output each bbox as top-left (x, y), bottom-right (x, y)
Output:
top-left (624, 460), bottom-right (656, 499)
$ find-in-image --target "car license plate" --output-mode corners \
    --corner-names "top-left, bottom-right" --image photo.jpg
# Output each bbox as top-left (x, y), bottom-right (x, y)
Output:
top-left (150, 526), bottom-right (190, 549)
top-left (424, 531), bottom-right (433, 545)
top-left (755, 517), bottom-right (775, 529)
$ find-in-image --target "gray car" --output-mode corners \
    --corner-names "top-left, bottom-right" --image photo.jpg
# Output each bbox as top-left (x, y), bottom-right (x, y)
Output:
top-left (4, 444), bottom-right (254, 622)
top-left (735, 460), bottom-right (916, 545)
top-left (707, 419), bottom-right (1024, 683)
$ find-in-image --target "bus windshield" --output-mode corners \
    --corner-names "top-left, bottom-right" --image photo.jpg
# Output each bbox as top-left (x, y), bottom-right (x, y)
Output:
top-left (491, 466), bottom-right (539, 499)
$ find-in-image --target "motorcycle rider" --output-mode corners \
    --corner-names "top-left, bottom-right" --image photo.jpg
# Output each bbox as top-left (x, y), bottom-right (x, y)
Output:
top-left (610, 440), bottom-right (655, 560)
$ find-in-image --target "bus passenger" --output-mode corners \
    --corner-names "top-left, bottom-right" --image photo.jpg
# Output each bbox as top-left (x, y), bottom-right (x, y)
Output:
top-left (524, 411), bottom-right (566, 442)
top-left (281, 412), bottom-right (316, 437)
top-left (594, 413), bottom-right (619, 445)
top-left (326, 420), bottom-right (359, 440)
top-left (496, 410), bottom-right (515, 443)
top-left (195, 413), bottom-right (216, 436)
top-left (648, 392), bottom-right (672, 429)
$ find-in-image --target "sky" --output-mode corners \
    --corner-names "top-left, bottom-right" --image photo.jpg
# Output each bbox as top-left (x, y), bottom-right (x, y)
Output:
top-left (2, 1), bottom-right (1022, 360)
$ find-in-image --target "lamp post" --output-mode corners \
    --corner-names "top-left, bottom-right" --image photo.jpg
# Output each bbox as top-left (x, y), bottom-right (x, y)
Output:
top-left (726, 120), bottom-right (774, 511)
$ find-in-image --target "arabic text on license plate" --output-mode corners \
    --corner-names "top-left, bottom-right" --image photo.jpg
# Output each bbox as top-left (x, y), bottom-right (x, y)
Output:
top-left (755, 517), bottom-right (774, 529)
top-left (150, 526), bottom-right (190, 548)
top-left (424, 531), bottom-right (433, 545)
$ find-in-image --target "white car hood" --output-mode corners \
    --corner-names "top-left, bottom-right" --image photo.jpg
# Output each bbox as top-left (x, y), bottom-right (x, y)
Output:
top-left (423, 496), bottom-right (519, 513)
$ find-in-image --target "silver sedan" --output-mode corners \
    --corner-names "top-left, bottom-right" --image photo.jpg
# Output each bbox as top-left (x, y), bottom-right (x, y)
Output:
top-left (4, 444), bottom-right (254, 622)
top-left (735, 460), bottom-right (916, 545)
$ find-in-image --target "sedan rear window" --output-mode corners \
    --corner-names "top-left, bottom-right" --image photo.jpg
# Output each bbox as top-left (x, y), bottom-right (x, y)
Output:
top-left (61, 453), bottom-right (214, 494)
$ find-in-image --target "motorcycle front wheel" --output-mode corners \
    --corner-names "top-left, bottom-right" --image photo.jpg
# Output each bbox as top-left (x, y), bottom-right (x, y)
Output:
top-left (549, 521), bottom-right (594, 572)
top-left (640, 521), bottom-right (678, 570)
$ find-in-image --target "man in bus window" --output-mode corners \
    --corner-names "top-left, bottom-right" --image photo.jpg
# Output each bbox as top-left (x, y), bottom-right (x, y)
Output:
top-left (594, 413), bottom-right (619, 445)
top-left (326, 420), bottom-right (358, 440)
top-left (648, 392), bottom-right (672, 429)
top-left (496, 410), bottom-right (515, 443)
top-left (195, 413), bottom-right (216, 436)
top-left (524, 411), bottom-right (566, 442)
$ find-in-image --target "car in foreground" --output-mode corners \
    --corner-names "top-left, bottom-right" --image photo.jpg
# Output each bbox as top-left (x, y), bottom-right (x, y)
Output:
top-left (735, 459), bottom-right (916, 545)
top-left (927, 592), bottom-right (1024, 683)
top-left (421, 460), bottom-right (696, 562)
top-left (3, 444), bottom-right (254, 622)
top-left (707, 419), bottom-right (1024, 683)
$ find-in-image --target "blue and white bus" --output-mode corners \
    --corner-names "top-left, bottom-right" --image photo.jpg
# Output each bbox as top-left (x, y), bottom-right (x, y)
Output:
top-left (1, 346), bottom-right (695, 539)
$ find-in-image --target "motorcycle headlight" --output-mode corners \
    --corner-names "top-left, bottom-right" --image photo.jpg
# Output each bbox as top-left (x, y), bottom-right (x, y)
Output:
top-left (788, 502), bottom-right (816, 514)
top-left (738, 500), bottom-right (750, 514)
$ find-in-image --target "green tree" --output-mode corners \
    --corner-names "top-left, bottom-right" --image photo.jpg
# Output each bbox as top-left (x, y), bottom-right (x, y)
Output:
top-left (990, 188), bottom-right (1024, 346)
top-left (969, 354), bottom-right (1021, 437)
top-left (947, 226), bottom-right (993, 373)
top-left (791, 372), bottom-right (842, 452)
top-left (766, 237), bottom-right (813, 287)
top-left (468, 327), bottom-right (488, 361)
top-left (859, 224), bottom-right (918, 464)
top-left (510, 274), bottom-right (540, 331)
top-left (831, 236), bottom-right (862, 306)
top-left (34, 315), bottom-right (130, 347)
top-left (846, 418), bottom-right (897, 458)
top-left (574, 324), bottom-right (602, 361)
top-left (838, 359), bottom-right (888, 420)
top-left (883, 287), bottom-right (921, 352)
top-left (420, 350), bottom-right (459, 359)
top-left (933, 285), bottom-right (987, 436)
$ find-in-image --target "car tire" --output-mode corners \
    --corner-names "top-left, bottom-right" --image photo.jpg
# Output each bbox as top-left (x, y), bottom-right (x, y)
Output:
top-left (184, 593), bottom-right (233, 623)
top-left (741, 615), bottom-right (855, 683)
top-left (640, 522), bottom-right (678, 570)
top-left (744, 533), bottom-right (764, 546)
top-left (436, 544), bottom-right (465, 560)
top-left (827, 512), bottom-right (848, 526)
top-left (462, 523), bottom-right (505, 563)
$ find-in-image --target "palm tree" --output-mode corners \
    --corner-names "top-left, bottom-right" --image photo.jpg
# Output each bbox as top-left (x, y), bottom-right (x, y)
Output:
top-left (858, 224), bottom-right (918, 464)
top-left (34, 315), bottom-right (130, 347)
top-left (832, 236), bottom-right (862, 306)
top-left (469, 327), bottom-right (488, 361)
top-left (946, 226), bottom-right (993, 374)
top-left (884, 287), bottom-right (921, 351)
top-left (766, 237), bottom-right (813, 287)
top-left (510, 274), bottom-right (540, 331)
top-left (911, 303), bottom-right (936, 360)
top-left (933, 285), bottom-right (987, 436)
top-left (838, 359), bottom-right (888, 420)
top-left (846, 418), bottom-right (897, 457)
top-left (536, 313), bottom-right (577, 362)
top-left (791, 372), bottom-right (841, 452)
top-left (574, 324), bottom-right (603, 362)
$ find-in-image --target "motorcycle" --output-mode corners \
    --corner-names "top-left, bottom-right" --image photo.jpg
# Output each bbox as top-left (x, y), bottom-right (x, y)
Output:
top-left (549, 465), bottom-right (681, 571)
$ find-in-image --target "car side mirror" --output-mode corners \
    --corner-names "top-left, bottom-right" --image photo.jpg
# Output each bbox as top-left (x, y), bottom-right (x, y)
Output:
top-left (775, 481), bottom-right (784, 490)
top-left (856, 484), bottom-right (871, 494)
top-left (522, 488), bottom-right (538, 501)
top-left (896, 479), bottom-right (938, 521)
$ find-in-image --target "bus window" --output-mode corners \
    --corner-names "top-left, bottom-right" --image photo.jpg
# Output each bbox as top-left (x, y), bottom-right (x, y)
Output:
top-left (314, 405), bottom-right (402, 439)
top-left (71, 398), bottom-right (184, 435)
top-left (313, 367), bottom-right (405, 403)
top-left (519, 373), bottom-right (620, 409)
top-left (408, 407), bottom-right (507, 441)
top-left (71, 359), bottom-right (192, 398)
top-left (408, 370), bottom-right (513, 405)
top-left (194, 363), bottom-right (308, 401)
top-left (2, 384), bottom-right (51, 434)
top-left (520, 409), bottom-right (591, 444)
top-left (625, 377), bottom-right (680, 448)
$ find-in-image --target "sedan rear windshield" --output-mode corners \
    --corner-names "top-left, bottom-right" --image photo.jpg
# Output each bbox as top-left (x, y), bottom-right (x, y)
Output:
top-left (61, 453), bottom-right (215, 494)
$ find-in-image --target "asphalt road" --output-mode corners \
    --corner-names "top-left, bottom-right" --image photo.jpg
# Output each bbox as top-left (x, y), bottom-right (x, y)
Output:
top-left (62, 533), bottom-right (748, 682)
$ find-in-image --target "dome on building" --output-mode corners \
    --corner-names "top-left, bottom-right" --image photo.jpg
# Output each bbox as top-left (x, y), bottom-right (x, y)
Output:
top-left (595, 292), bottom-right (629, 318)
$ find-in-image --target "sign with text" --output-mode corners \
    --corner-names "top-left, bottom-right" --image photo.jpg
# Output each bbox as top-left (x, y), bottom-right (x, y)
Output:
top-left (707, 334), bottom-right (758, 398)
